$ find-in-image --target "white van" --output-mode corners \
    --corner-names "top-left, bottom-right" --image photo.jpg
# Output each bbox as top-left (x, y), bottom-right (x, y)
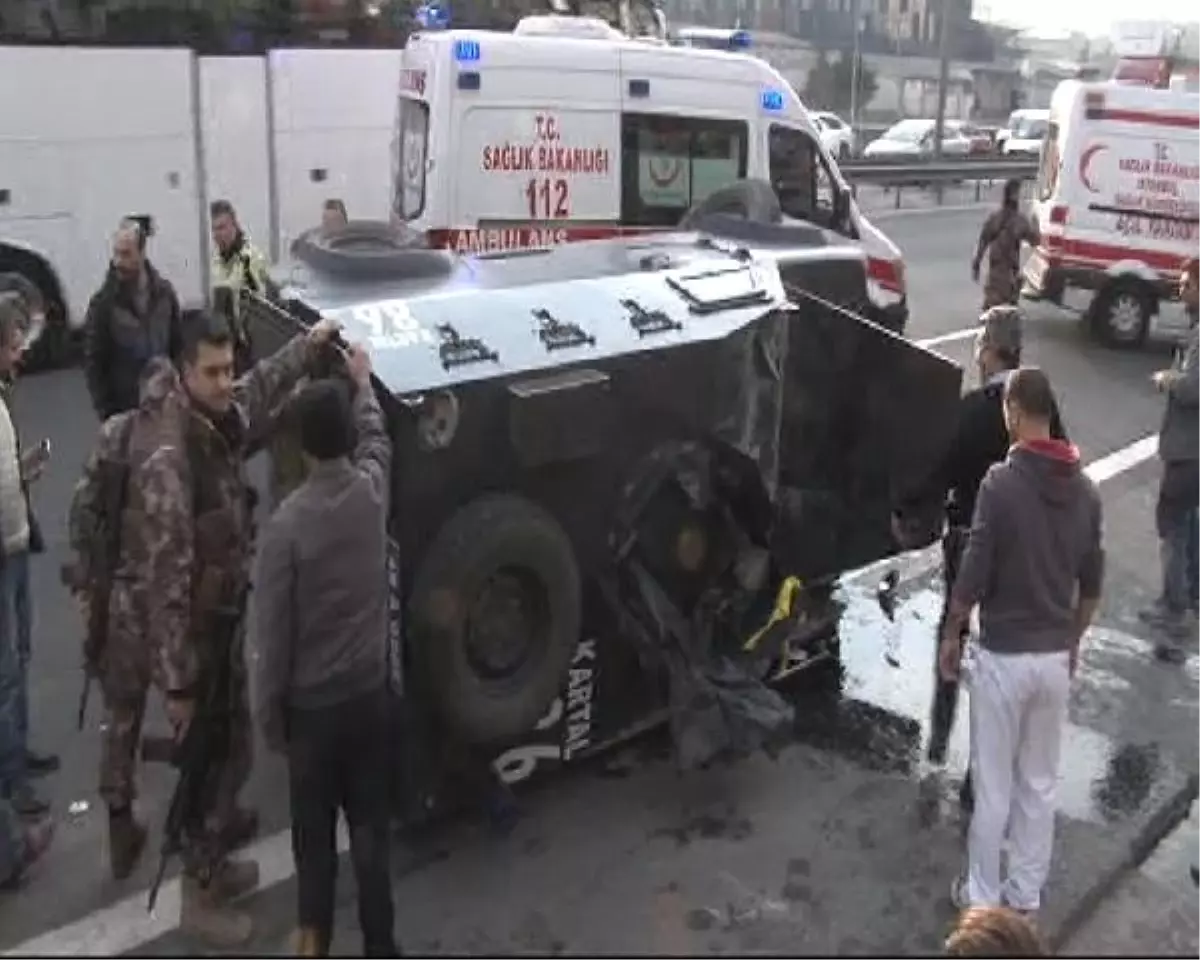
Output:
top-left (1023, 78), bottom-right (1199, 347)
top-left (393, 15), bottom-right (910, 332)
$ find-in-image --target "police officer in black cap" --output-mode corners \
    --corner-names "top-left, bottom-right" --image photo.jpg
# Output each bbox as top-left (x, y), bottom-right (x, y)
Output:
top-left (894, 305), bottom-right (1068, 808)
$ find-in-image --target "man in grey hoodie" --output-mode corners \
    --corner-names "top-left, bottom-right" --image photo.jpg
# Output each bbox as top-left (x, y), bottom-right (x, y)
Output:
top-left (1139, 256), bottom-right (1199, 657)
top-left (939, 367), bottom-right (1104, 919)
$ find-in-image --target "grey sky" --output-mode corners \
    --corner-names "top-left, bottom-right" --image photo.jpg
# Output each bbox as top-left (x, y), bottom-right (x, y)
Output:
top-left (979, 0), bottom-right (1198, 37)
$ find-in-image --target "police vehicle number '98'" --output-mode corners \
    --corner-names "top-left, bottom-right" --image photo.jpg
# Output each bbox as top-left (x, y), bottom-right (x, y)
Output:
top-left (345, 301), bottom-right (435, 349)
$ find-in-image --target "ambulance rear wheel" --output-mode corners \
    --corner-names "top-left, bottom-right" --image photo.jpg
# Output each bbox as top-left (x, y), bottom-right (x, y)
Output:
top-left (1090, 279), bottom-right (1153, 349)
top-left (408, 494), bottom-right (582, 746)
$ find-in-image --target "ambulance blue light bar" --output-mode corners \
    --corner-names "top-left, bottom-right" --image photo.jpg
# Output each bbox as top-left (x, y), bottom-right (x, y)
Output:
top-left (761, 89), bottom-right (784, 112)
top-left (454, 38), bottom-right (481, 62)
top-left (415, 2), bottom-right (451, 30)
top-left (729, 29), bottom-right (752, 49)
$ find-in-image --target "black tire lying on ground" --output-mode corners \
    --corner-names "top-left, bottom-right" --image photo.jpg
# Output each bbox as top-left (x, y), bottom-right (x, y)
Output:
top-left (407, 493), bottom-right (583, 747)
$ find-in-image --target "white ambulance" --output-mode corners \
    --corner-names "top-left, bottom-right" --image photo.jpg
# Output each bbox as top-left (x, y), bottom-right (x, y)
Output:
top-left (1023, 73), bottom-right (1199, 347)
top-left (392, 14), bottom-right (910, 332)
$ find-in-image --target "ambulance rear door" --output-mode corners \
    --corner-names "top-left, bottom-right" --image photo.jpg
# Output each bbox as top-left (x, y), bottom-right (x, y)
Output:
top-left (394, 38), bottom-right (440, 234)
top-left (439, 32), bottom-right (623, 253)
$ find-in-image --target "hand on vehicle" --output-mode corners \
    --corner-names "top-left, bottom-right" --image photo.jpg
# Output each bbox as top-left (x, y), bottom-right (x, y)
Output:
top-left (166, 696), bottom-right (195, 741)
top-left (307, 317), bottom-right (341, 346)
top-left (20, 450), bottom-right (47, 483)
top-left (346, 343), bottom-right (372, 385)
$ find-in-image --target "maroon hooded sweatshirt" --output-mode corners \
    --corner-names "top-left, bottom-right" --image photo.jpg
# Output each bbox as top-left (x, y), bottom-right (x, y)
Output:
top-left (951, 438), bottom-right (1105, 655)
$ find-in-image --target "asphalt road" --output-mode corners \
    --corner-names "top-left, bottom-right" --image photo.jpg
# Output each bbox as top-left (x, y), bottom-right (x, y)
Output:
top-left (0, 203), bottom-right (1195, 956)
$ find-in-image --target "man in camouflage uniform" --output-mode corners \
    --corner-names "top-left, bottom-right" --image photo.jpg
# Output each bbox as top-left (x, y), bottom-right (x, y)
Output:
top-left (971, 179), bottom-right (1040, 311)
top-left (68, 365), bottom-right (188, 881)
top-left (69, 307), bottom-right (338, 943)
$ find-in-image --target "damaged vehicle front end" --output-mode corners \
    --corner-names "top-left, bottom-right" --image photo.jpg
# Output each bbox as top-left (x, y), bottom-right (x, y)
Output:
top-left (245, 221), bottom-right (960, 821)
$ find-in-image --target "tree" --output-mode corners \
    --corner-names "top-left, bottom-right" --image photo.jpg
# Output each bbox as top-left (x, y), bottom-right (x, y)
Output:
top-left (802, 50), bottom-right (879, 116)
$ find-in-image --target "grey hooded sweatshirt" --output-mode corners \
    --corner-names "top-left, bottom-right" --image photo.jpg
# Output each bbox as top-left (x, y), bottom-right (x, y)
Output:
top-left (952, 439), bottom-right (1105, 655)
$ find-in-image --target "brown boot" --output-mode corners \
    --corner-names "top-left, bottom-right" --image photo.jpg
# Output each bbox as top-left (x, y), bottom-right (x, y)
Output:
top-left (108, 809), bottom-right (147, 881)
top-left (209, 857), bottom-right (260, 902)
top-left (180, 875), bottom-right (254, 947)
top-left (295, 926), bottom-right (329, 957)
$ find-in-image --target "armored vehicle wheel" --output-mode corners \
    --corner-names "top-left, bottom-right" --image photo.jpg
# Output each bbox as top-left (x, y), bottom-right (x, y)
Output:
top-left (408, 494), bottom-right (582, 746)
top-left (679, 179), bottom-right (784, 230)
top-left (289, 220), bottom-right (452, 282)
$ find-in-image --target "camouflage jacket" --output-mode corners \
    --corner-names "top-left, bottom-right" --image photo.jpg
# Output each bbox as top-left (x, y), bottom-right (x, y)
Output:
top-left (69, 333), bottom-right (314, 696)
top-left (975, 207), bottom-right (1039, 306)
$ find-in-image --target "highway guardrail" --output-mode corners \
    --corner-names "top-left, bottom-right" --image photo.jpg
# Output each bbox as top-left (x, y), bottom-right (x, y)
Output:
top-left (839, 159), bottom-right (1040, 187)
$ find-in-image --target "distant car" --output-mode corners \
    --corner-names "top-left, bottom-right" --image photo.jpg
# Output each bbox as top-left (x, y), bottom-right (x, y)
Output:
top-left (996, 108), bottom-right (1049, 153)
top-left (810, 111), bottom-right (855, 160)
top-left (862, 118), bottom-right (972, 161)
top-left (1001, 112), bottom-right (1049, 157)
top-left (961, 123), bottom-right (995, 156)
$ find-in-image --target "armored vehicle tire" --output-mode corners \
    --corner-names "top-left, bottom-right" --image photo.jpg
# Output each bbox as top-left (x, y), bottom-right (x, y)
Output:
top-left (678, 179), bottom-right (784, 230)
top-left (290, 220), bottom-right (452, 282)
top-left (408, 493), bottom-right (583, 746)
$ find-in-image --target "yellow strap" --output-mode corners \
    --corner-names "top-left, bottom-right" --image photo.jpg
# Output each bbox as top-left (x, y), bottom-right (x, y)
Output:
top-left (743, 575), bottom-right (803, 652)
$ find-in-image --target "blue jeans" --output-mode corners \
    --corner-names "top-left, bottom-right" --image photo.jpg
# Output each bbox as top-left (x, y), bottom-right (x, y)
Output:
top-left (0, 550), bottom-right (30, 793)
top-left (1187, 505), bottom-right (1199, 613)
top-left (1156, 461), bottom-right (1200, 615)
top-left (0, 796), bottom-right (23, 884)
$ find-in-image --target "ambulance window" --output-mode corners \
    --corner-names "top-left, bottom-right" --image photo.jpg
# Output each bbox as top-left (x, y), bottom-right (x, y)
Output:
top-left (392, 97), bottom-right (429, 221)
top-left (769, 125), bottom-right (837, 226)
top-left (620, 114), bottom-right (749, 227)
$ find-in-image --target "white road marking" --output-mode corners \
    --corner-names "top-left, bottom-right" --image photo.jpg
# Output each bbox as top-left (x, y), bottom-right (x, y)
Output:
top-left (4, 825), bottom-right (349, 958)
top-left (4, 431), bottom-right (1161, 958)
top-left (847, 432), bottom-right (1160, 591)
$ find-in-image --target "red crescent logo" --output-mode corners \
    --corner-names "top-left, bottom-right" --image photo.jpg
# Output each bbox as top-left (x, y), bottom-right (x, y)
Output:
top-left (1079, 143), bottom-right (1106, 194)
top-left (648, 157), bottom-right (683, 188)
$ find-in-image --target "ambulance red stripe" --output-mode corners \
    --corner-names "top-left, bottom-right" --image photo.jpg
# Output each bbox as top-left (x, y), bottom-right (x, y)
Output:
top-left (1085, 107), bottom-right (1200, 129)
top-left (1041, 234), bottom-right (1193, 273)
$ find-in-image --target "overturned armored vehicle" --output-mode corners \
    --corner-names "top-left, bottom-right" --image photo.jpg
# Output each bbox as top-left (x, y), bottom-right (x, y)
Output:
top-left (246, 217), bottom-right (959, 818)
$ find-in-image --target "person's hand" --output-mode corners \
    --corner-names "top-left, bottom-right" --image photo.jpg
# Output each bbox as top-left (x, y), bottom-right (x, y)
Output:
top-left (1152, 370), bottom-right (1171, 391)
top-left (346, 342), bottom-right (372, 386)
top-left (970, 262), bottom-right (981, 284)
top-left (20, 450), bottom-right (47, 483)
top-left (307, 316), bottom-right (341, 346)
top-left (938, 634), bottom-right (963, 683)
top-left (166, 696), bottom-right (195, 741)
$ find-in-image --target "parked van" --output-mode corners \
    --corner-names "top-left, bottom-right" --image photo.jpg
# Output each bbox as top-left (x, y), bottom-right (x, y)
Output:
top-left (1022, 78), bottom-right (1199, 347)
top-left (394, 14), bottom-right (910, 332)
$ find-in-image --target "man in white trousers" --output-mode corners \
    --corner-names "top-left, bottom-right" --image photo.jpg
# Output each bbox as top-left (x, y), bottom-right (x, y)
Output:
top-left (939, 367), bottom-right (1104, 920)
